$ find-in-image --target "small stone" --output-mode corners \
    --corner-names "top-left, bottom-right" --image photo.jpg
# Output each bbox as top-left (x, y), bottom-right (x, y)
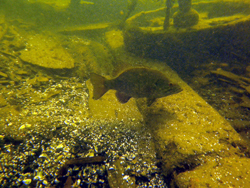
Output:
top-left (25, 123), bottom-right (32, 129)
top-left (16, 70), bottom-right (29, 75)
top-left (19, 123), bottom-right (32, 130)
top-left (123, 175), bottom-right (129, 180)
top-left (55, 155), bottom-right (64, 162)
top-left (42, 180), bottom-right (48, 185)
top-left (19, 125), bottom-right (26, 130)
top-left (22, 178), bottom-right (32, 185)
top-left (37, 76), bottom-right (49, 83)
top-left (56, 144), bottom-right (64, 150)
top-left (39, 153), bottom-right (49, 159)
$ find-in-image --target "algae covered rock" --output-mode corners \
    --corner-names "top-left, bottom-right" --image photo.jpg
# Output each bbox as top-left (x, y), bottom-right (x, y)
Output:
top-left (72, 42), bottom-right (102, 80)
top-left (65, 36), bottom-right (114, 80)
top-left (20, 34), bottom-right (74, 69)
top-left (88, 41), bottom-right (114, 75)
top-left (120, 54), bottom-right (250, 187)
top-left (105, 29), bottom-right (124, 49)
top-left (175, 155), bottom-right (250, 188)
top-left (173, 8), bottom-right (199, 28)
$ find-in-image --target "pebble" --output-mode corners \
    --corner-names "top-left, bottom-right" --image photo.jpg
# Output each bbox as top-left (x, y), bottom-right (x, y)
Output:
top-left (0, 77), bottom-right (166, 187)
top-left (22, 178), bottom-right (32, 185)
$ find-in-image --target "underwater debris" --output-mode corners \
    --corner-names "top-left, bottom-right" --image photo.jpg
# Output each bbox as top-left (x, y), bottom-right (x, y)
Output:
top-left (210, 68), bottom-right (250, 110)
top-left (90, 67), bottom-right (182, 106)
top-left (57, 156), bottom-right (106, 177)
top-left (80, 0), bottom-right (94, 5)
top-left (0, 71), bottom-right (8, 78)
top-left (211, 68), bottom-right (250, 94)
top-left (163, 0), bottom-right (174, 30)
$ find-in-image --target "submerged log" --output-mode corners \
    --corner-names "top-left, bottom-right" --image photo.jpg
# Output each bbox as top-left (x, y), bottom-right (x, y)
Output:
top-left (211, 68), bottom-right (250, 95)
top-left (57, 156), bottom-right (106, 177)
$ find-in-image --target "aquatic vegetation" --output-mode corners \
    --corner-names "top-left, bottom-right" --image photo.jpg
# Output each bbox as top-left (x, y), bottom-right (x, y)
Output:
top-left (27, 0), bottom-right (71, 9)
top-left (80, 0), bottom-right (94, 5)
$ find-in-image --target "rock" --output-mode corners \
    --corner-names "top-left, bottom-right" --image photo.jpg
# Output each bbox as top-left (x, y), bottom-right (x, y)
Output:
top-left (88, 41), bottom-right (114, 75)
top-left (105, 30), bottom-right (124, 49)
top-left (175, 156), bottom-right (250, 187)
top-left (36, 75), bottom-right (49, 83)
top-left (20, 34), bottom-right (74, 69)
top-left (67, 40), bottom-right (100, 79)
top-left (113, 52), bottom-right (250, 187)
top-left (22, 178), bottom-right (32, 185)
top-left (15, 70), bottom-right (29, 75)
top-left (108, 159), bottom-right (136, 188)
top-left (44, 89), bottom-right (61, 100)
top-left (86, 48), bottom-right (250, 187)
top-left (66, 37), bottom-right (114, 79)
top-left (173, 8), bottom-right (199, 28)
top-left (137, 82), bottom-right (248, 177)
top-left (19, 123), bottom-right (32, 130)
top-left (26, 75), bottom-right (50, 88)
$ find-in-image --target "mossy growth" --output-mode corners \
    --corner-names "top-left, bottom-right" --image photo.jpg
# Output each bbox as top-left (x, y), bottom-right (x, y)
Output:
top-left (173, 8), bottom-right (199, 28)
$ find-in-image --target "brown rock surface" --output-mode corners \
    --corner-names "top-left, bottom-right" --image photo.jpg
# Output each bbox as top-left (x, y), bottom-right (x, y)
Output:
top-left (20, 34), bottom-right (74, 69)
top-left (86, 28), bottom-right (250, 187)
top-left (89, 48), bottom-right (250, 187)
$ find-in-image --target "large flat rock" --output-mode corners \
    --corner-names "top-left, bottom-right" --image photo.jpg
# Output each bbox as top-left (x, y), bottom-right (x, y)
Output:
top-left (20, 34), bottom-right (74, 69)
top-left (87, 49), bottom-right (250, 187)
top-left (134, 57), bottom-right (250, 187)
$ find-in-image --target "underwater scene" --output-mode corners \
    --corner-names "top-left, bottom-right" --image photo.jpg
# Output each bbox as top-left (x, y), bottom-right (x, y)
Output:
top-left (0, 0), bottom-right (250, 187)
